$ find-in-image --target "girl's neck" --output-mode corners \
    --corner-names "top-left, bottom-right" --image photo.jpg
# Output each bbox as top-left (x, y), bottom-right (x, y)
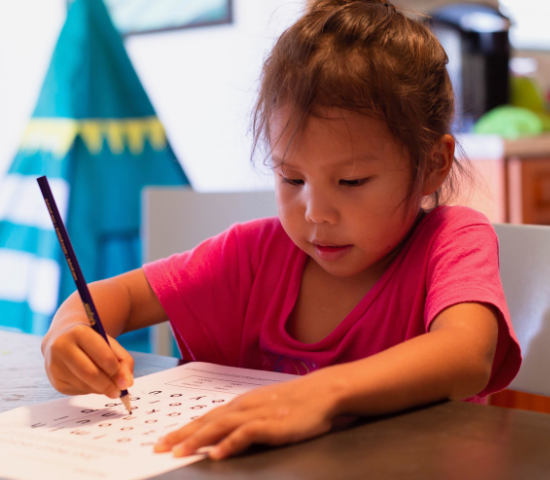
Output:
top-left (287, 208), bottom-right (427, 344)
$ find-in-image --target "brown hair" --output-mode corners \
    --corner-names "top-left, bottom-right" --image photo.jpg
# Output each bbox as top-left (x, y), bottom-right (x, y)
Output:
top-left (252, 0), bottom-right (472, 208)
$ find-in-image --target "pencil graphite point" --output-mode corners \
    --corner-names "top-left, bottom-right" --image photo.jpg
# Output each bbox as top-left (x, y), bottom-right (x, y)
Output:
top-left (121, 394), bottom-right (132, 414)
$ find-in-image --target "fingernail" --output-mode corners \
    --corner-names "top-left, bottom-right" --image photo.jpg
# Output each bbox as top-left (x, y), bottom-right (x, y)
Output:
top-left (210, 446), bottom-right (224, 460)
top-left (117, 378), bottom-right (128, 390)
top-left (172, 443), bottom-right (187, 457)
top-left (156, 436), bottom-right (165, 446)
top-left (154, 437), bottom-right (171, 453)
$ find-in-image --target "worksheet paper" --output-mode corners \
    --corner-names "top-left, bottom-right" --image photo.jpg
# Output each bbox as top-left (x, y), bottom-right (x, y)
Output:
top-left (0, 362), bottom-right (297, 480)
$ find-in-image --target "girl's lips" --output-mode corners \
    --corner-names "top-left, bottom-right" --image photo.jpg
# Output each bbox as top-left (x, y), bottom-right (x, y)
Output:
top-left (313, 244), bottom-right (353, 262)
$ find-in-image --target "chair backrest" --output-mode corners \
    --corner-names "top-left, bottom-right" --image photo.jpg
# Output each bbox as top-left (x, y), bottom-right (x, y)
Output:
top-left (493, 223), bottom-right (550, 397)
top-left (143, 187), bottom-right (278, 263)
top-left (142, 187), bottom-right (278, 355)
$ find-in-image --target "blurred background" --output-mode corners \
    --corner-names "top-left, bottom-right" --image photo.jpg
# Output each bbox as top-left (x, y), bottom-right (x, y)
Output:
top-left (2, 0), bottom-right (550, 190)
top-left (0, 0), bottom-right (303, 191)
top-left (2, 0), bottom-right (550, 192)
top-left (1, 0), bottom-right (550, 370)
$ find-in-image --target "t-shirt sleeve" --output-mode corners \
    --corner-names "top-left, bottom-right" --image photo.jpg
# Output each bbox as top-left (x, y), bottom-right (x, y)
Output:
top-left (142, 221), bottom-right (262, 366)
top-left (424, 217), bottom-right (522, 397)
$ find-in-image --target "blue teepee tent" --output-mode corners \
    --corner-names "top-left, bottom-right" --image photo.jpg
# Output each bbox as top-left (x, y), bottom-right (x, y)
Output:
top-left (0, 0), bottom-right (189, 347)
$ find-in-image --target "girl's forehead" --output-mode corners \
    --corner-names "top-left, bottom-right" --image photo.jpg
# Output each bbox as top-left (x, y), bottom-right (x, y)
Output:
top-left (271, 108), bottom-right (392, 142)
top-left (269, 107), bottom-right (400, 163)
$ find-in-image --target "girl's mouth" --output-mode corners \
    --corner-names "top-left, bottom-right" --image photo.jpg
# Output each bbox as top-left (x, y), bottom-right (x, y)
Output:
top-left (313, 244), bottom-right (353, 262)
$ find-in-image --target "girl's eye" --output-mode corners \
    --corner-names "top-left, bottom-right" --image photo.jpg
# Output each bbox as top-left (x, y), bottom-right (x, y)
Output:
top-left (281, 176), bottom-right (304, 186)
top-left (339, 178), bottom-right (370, 187)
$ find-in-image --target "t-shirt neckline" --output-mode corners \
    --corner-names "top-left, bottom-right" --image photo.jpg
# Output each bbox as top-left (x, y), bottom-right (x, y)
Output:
top-left (279, 207), bottom-right (442, 351)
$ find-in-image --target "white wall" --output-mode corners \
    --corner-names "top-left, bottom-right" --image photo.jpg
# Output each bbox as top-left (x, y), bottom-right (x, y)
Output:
top-left (0, 0), bottom-right (304, 191)
top-left (125, 0), bottom-right (304, 191)
top-left (0, 0), bottom-right (66, 178)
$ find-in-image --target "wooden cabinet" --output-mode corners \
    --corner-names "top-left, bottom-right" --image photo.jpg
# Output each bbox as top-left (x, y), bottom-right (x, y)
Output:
top-left (503, 134), bottom-right (550, 224)
top-left (506, 156), bottom-right (550, 225)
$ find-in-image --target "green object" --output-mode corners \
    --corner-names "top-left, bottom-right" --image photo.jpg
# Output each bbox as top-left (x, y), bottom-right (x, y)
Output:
top-left (473, 105), bottom-right (543, 139)
top-left (510, 76), bottom-right (545, 114)
top-left (0, 0), bottom-right (189, 352)
top-left (537, 112), bottom-right (550, 132)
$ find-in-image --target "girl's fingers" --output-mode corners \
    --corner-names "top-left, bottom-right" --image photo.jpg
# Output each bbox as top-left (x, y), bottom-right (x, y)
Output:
top-left (163, 413), bottom-right (253, 457)
top-left (44, 324), bottom-right (131, 397)
top-left (154, 404), bottom-right (235, 452)
top-left (75, 329), bottom-right (133, 392)
top-left (109, 335), bottom-right (134, 369)
top-left (76, 329), bottom-right (123, 380)
top-left (47, 361), bottom-right (92, 396)
top-left (209, 420), bottom-right (275, 460)
top-left (64, 347), bottom-right (121, 399)
top-left (154, 418), bottom-right (209, 453)
top-left (50, 358), bottom-right (100, 396)
top-left (56, 375), bottom-right (95, 396)
top-left (108, 336), bottom-right (135, 389)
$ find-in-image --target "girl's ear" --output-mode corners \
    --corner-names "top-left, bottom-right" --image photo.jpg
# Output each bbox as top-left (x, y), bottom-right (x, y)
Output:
top-left (422, 135), bottom-right (455, 196)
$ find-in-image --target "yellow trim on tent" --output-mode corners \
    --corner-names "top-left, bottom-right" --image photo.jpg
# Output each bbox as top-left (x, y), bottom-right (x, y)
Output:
top-left (20, 117), bottom-right (168, 158)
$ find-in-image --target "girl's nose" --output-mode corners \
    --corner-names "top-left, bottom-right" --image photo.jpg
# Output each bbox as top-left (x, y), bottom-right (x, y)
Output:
top-left (304, 189), bottom-right (338, 225)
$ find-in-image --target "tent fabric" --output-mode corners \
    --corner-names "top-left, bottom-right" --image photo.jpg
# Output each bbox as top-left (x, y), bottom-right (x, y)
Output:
top-left (34, 0), bottom-right (155, 119)
top-left (0, 0), bottom-right (189, 344)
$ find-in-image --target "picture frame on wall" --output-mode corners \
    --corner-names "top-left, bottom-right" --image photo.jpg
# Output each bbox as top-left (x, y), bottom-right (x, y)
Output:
top-left (70, 0), bottom-right (233, 36)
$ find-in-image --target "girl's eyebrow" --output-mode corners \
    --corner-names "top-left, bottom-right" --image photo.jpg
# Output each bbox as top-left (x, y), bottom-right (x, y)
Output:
top-left (272, 154), bottom-right (379, 168)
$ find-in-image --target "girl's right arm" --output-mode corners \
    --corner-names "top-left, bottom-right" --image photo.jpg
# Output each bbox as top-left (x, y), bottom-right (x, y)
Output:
top-left (41, 268), bottom-right (168, 399)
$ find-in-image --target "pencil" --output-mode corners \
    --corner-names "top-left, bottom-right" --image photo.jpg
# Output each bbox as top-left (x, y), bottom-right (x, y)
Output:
top-left (37, 175), bottom-right (132, 414)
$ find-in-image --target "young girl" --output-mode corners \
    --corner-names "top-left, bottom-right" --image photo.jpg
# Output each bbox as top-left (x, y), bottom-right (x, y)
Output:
top-left (41, 0), bottom-right (521, 461)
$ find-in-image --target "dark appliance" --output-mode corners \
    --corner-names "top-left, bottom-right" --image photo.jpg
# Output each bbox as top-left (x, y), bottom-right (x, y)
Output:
top-left (430, 3), bottom-right (511, 131)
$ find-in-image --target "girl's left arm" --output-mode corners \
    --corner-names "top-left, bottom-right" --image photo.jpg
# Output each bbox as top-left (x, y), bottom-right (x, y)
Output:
top-left (155, 302), bottom-right (498, 460)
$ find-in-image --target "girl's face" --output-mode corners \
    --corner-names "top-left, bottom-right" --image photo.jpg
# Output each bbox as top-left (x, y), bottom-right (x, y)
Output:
top-left (271, 108), bottom-right (423, 280)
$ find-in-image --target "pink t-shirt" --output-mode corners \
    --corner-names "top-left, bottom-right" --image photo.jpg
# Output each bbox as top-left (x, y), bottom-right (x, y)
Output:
top-left (144, 205), bottom-right (521, 402)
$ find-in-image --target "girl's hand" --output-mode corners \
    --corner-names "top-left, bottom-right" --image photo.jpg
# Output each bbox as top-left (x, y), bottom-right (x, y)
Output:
top-left (41, 323), bottom-right (134, 399)
top-left (154, 373), bottom-right (339, 460)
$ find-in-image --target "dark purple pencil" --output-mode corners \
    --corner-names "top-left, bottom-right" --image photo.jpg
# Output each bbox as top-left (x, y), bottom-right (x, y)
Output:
top-left (37, 175), bottom-right (132, 414)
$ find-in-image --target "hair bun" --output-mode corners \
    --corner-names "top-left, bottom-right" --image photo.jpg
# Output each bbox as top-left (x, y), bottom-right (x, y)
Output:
top-left (307, 0), bottom-right (397, 13)
top-left (309, 0), bottom-right (387, 4)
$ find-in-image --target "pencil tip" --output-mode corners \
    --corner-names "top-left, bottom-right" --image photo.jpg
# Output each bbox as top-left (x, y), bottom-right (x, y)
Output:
top-left (121, 394), bottom-right (132, 414)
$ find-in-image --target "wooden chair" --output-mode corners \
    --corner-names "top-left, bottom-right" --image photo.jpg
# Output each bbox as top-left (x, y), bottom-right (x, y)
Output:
top-left (491, 223), bottom-right (550, 411)
top-left (142, 187), bottom-right (278, 355)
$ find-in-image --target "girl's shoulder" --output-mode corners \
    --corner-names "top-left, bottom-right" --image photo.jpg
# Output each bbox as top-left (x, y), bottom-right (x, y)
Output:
top-left (225, 216), bottom-right (295, 257)
top-left (226, 216), bottom-right (288, 244)
top-left (229, 215), bottom-right (282, 234)
top-left (406, 205), bottom-right (497, 262)
top-left (421, 205), bottom-right (495, 237)
top-left (223, 216), bottom-right (297, 274)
